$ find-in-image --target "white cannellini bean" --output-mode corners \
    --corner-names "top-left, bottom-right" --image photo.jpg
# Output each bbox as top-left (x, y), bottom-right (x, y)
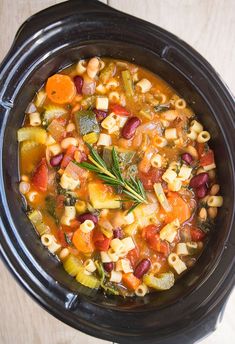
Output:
top-left (66, 123), bottom-right (76, 132)
top-left (19, 181), bottom-right (30, 194)
top-left (61, 137), bottom-right (78, 150)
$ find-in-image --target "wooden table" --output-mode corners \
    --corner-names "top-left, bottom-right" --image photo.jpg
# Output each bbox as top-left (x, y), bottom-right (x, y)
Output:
top-left (0, 1), bottom-right (234, 343)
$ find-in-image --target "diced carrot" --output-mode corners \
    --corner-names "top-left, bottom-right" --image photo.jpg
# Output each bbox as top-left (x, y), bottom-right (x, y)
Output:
top-left (122, 273), bottom-right (141, 291)
top-left (72, 228), bottom-right (94, 253)
top-left (61, 145), bottom-right (77, 169)
top-left (46, 74), bottom-right (76, 104)
top-left (164, 192), bottom-right (191, 224)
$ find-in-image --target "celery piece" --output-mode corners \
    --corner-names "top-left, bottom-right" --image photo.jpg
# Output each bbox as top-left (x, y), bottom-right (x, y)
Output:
top-left (28, 210), bottom-right (43, 225)
top-left (99, 62), bottom-right (116, 84)
top-left (75, 110), bottom-right (100, 136)
top-left (28, 210), bottom-right (49, 235)
top-left (63, 255), bottom-right (82, 277)
top-left (143, 272), bottom-right (175, 291)
top-left (17, 127), bottom-right (47, 144)
top-left (35, 90), bottom-right (47, 107)
top-left (122, 70), bottom-right (134, 98)
top-left (76, 267), bottom-right (100, 289)
top-left (44, 105), bottom-right (67, 122)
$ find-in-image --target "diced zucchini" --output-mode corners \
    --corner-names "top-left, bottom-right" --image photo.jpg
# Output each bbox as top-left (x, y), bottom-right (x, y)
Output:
top-left (102, 146), bottom-right (135, 169)
top-left (44, 105), bottom-right (67, 122)
top-left (122, 70), bottom-right (134, 98)
top-left (143, 272), bottom-right (175, 291)
top-left (76, 267), bottom-right (100, 289)
top-left (63, 255), bottom-right (82, 277)
top-left (88, 182), bottom-right (121, 209)
top-left (17, 127), bottom-right (47, 144)
top-left (75, 110), bottom-right (100, 135)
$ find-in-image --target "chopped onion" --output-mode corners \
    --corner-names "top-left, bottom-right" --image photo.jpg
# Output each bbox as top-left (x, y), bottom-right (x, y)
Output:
top-left (25, 102), bottom-right (37, 114)
top-left (82, 76), bottom-right (96, 95)
top-left (153, 183), bottom-right (172, 212)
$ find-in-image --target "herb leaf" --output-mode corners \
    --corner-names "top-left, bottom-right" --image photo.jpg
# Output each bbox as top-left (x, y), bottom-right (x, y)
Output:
top-left (76, 144), bottom-right (147, 211)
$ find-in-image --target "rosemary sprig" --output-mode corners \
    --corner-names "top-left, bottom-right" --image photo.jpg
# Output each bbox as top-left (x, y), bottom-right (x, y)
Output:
top-left (75, 144), bottom-right (147, 209)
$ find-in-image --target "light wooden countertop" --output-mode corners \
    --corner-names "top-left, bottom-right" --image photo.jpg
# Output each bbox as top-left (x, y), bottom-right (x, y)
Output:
top-left (0, 1), bottom-right (234, 343)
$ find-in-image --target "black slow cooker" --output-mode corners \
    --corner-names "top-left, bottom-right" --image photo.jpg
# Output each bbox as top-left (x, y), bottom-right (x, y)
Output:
top-left (0, 1), bottom-right (234, 343)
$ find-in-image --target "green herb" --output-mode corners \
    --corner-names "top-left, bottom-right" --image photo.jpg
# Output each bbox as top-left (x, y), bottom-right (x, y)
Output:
top-left (64, 233), bottom-right (72, 245)
top-left (95, 261), bottom-right (119, 295)
top-left (64, 195), bottom-right (77, 206)
top-left (75, 144), bottom-right (147, 212)
top-left (197, 219), bottom-right (214, 233)
top-left (45, 196), bottom-right (58, 224)
top-left (154, 103), bottom-right (170, 113)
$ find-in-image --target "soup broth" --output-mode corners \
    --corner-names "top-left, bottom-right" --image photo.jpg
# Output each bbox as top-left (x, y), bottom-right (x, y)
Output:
top-left (17, 57), bottom-right (223, 297)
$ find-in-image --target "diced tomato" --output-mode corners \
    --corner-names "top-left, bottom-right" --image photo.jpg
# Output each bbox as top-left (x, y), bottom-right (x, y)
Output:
top-left (57, 229), bottom-right (72, 247)
top-left (61, 145), bottom-right (77, 169)
top-left (69, 219), bottom-right (80, 229)
top-left (93, 229), bottom-right (111, 251)
top-left (139, 167), bottom-right (163, 190)
top-left (200, 150), bottom-right (215, 167)
top-left (31, 158), bottom-right (48, 192)
top-left (109, 104), bottom-right (130, 116)
top-left (127, 247), bottom-right (139, 267)
top-left (190, 228), bottom-right (205, 241)
top-left (142, 224), bottom-right (160, 241)
top-left (142, 225), bottom-right (169, 256)
top-left (196, 142), bottom-right (205, 158)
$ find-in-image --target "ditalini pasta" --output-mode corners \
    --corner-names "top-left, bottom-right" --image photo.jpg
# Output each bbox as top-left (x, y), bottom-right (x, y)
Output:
top-left (18, 57), bottom-right (222, 297)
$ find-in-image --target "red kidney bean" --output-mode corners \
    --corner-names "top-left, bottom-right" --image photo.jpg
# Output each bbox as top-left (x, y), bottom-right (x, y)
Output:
top-left (134, 259), bottom-right (151, 279)
top-left (121, 116), bottom-right (141, 139)
top-left (103, 262), bottom-right (114, 272)
top-left (113, 227), bottom-right (123, 239)
top-left (196, 184), bottom-right (208, 198)
top-left (77, 213), bottom-right (98, 225)
top-left (73, 75), bottom-right (84, 94)
top-left (93, 109), bottom-right (108, 122)
top-left (189, 172), bottom-right (209, 188)
top-left (50, 153), bottom-right (64, 167)
top-left (181, 153), bottom-right (193, 165)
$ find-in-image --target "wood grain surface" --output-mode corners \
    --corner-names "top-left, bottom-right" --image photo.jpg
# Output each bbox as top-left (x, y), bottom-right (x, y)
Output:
top-left (0, 1), bottom-right (234, 343)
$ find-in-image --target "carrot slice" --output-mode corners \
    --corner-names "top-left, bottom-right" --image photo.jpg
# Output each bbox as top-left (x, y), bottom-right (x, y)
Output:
top-left (122, 273), bottom-right (141, 291)
top-left (164, 192), bottom-right (191, 224)
top-left (46, 74), bottom-right (76, 104)
top-left (72, 228), bottom-right (94, 254)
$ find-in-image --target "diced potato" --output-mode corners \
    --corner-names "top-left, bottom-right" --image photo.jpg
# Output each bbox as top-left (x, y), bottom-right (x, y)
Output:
top-left (88, 183), bottom-right (121, 209)
top-left (96, 96), bottom-right (109, 110)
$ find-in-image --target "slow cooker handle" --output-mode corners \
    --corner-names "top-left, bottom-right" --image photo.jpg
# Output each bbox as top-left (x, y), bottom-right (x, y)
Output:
top-left (0, 0), bottom-right (119, 76)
